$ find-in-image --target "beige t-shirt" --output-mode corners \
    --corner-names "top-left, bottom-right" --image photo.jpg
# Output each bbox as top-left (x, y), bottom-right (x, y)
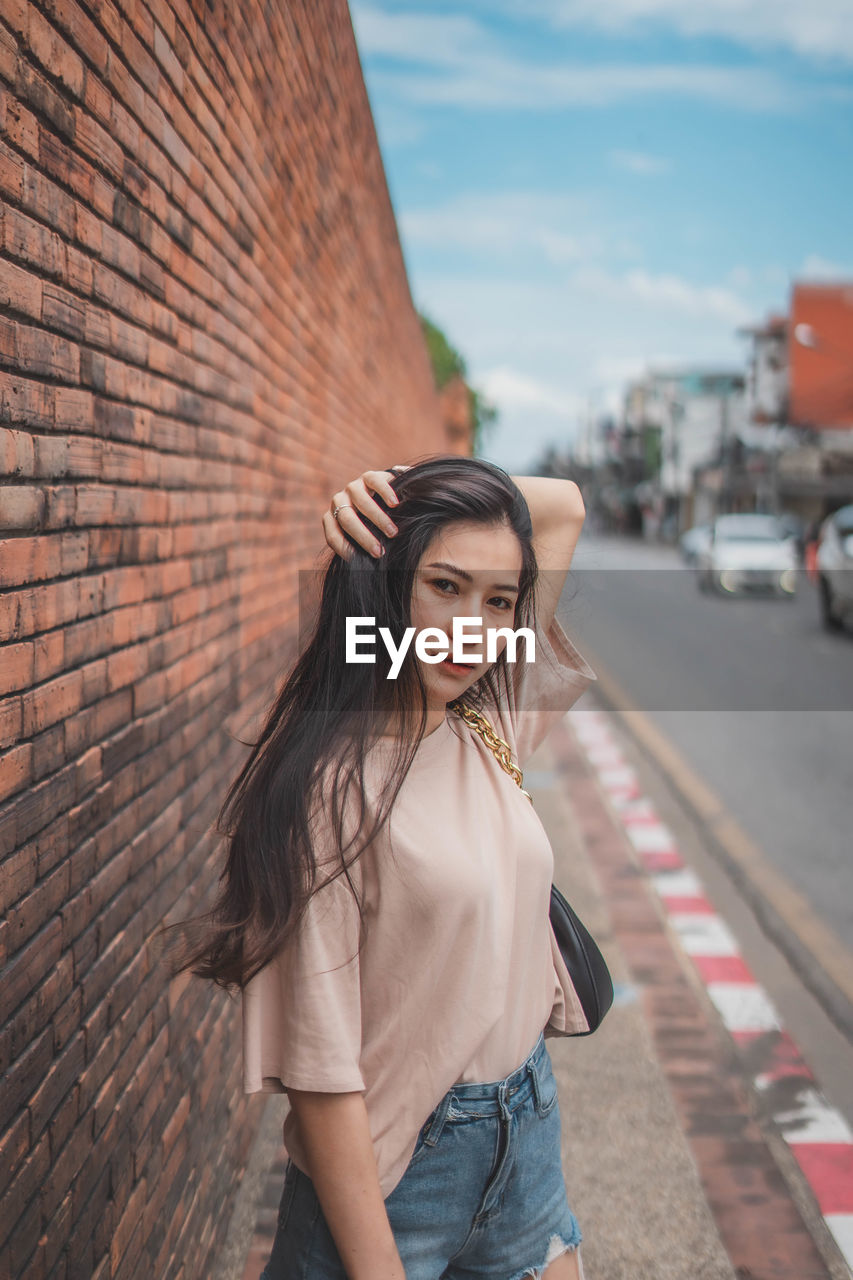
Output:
top-left (241, 611), bottom-right (598, 1197)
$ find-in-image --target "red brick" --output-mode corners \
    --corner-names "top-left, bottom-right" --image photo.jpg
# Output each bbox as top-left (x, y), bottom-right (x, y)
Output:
top-left (1, 92), bottom-right (39, 160)
top-left (0, 257), bottom-right (42, 319)
top-left (26, 7), bottom-right (85, 99)
top-left (2, 1130), bottom-right (50, 1256)
top-left (0, 138), bottom-right (25, 201)
top-left (0, 371), bottom-right (55, 428)
top-left (0, 741), bottom-right (32, 801)
top-left (47, 1075), bottom-right (79, 1158)
top-left (0, 23), bottom-right (17, 83)
top-left (21, 158), bottom-right (76, 241)
top-left (39, 1110), bottom-right (89, 1223)
top-left (59, 530), bottom-right (88, 575)
top-left (0, 640), bottom-right (34, 694)
top-left (64, 688), bottom-right (131, 759)
top-left (0, 1110), bottom-right (29, 1200)
top-left (3, 947), bottom-right (72, 1064)
top-left (0, 694), bottom-right (22, 749)
top-left (7, 1196), bottom-right (45, 1277)
top-left (12, 322), bottom-right (80, 381)
top-left (21, 63), bottom-right (75, 142)
top-left (110, 1176), bottom-right (146, 1276)
top-left (47, 0), bottom-right (111, 75)
top-left (6, 844), bottom-right (68, 936)
top-left (42, 284), bottom-right (86, 340)
top-left (22, 669), bottom-right (84, 737)
top-left (31, 720), bottom-right (67, 781)
top-left (0, 537), bottom-right (59, 588)
top-left (0, 4), bottom-right (445, 1276)
top-left (0, 426), bottom-right (36, 475)
top-left (2, 206), bottom-right (66, 278)
top-left (65, 437), bottom-right (102, 477)
top-left (52, 976), bottom-right (82, 1062)
top-left (32, 631), bottom-right (64, 683)
top-left (75, 486), bottom-right (115, 525)
top-left (0, 486), bottom-right (44, 529)
top-left (0, 842), bottom-right (37, 914)
top-left (32, 435), bottom-right (70, 479)
top-left (65, 242), bottom-right (93, 294)
top-left (0, 1018), bottom-right (52, 1131)
top-left (29, 1032), bottom-right (85, 1141)
top-left (1, 919), bottom-right (61, 1030)
top-left (53, 386), bottom-right (94, 432)
top-left (42, 1185), bottom-right (73, 1272)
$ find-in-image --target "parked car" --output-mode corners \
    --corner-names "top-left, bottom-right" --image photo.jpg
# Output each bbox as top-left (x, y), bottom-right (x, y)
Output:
top-left (696, 514), bottom-right (799, 597)
top-left (679, 523), bottom-right (712, 566)
top-left (815, 503), bottom-right (853, 631)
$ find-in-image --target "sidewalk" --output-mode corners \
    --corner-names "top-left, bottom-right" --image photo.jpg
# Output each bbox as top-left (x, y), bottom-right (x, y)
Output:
top-left (543, 708), bottom-right (845, 1280)
top-left (223, 704), bottom-right (848, 1280)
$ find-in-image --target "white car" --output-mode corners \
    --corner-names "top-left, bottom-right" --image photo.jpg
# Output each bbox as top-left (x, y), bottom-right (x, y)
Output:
top-left (815, 503), bottom-right (853, 631)
top-left (696, 514), bottom-right (799, 597)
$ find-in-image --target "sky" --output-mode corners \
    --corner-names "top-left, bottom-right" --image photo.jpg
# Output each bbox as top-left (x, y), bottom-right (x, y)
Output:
top-left (349, 0), bottom-right (853, 474)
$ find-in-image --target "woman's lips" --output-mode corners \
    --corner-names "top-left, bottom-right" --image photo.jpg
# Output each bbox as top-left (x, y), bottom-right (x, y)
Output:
top-left (441, 658), bottom-right (477, 675)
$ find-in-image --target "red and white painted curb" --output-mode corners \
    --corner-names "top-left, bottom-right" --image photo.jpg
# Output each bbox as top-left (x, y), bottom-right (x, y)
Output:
top-left (569, 706), bottom-right (853, 1276)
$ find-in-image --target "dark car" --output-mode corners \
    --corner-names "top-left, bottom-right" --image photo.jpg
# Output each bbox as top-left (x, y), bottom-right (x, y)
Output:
top-left (815, 504), bottom-right (853, 631)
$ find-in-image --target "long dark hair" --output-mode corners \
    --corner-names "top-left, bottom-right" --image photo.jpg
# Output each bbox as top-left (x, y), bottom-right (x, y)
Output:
top-left (157, 455), bottom-right (539, 991)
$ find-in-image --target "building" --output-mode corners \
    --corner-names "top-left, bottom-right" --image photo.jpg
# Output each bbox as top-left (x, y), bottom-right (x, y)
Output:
top-left (734, 282), bottom-right (853, 523)
top-left (623, 368), bottom-right (747, 534)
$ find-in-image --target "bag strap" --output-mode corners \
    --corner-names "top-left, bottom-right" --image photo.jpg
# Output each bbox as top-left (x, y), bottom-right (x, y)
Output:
top-left (450, 701), bottom-right (533, 804)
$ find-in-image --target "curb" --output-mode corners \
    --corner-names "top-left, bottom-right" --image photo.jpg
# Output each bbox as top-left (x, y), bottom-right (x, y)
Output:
top-left (567, 703), bottom-right (853, 1277)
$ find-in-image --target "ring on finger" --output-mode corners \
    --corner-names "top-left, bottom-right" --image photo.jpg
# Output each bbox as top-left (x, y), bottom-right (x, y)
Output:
top-left (333, 503), bottom-right (353, 523)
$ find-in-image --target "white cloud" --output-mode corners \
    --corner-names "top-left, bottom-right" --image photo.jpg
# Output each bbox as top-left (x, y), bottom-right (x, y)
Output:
top-left (762, 264), bottom-right (789, 286)
top-left (373, 60), bottom-right (795, 113)
top-left (609, 150), bottom-right (672, 175)
top-left (516, 0), bottom-right (853, 63)
top-left (567, 265), bottom-right (753, 324)
top-left (351, 7), bottom-right (479, 68)
top-left (399, 190), bottom-right (603, 264)
top-left (413, 264), bottom-right (756, 472)
top-left (351, 7), bottom-right (811, 112)
top-left (725, 265), bottom-right (754, 290)
top-left (372, 108), bottom-right (428, 148)
top-left (590, 354), bottom-right (652, 387)
top-left (480, 367), bottom-right (584, 417)
top-left (798, 253), bottom-right (853, 281)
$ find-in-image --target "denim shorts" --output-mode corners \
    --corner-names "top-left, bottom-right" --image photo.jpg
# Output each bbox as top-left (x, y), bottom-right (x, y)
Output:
top-left (259, 1031), bottom-right (583, 1280)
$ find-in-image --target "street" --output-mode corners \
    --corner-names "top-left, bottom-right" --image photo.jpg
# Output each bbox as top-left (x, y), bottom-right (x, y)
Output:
top-left (568, 533), bottom-right (853, 946)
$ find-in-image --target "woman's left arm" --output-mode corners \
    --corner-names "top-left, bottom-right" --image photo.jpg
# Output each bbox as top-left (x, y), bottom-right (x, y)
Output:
top-left (509, 477), bottom-right (586, 631)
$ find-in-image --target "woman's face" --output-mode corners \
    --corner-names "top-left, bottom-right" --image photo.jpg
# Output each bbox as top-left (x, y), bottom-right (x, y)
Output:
top-left (409, 520), bottom-right (524, 709)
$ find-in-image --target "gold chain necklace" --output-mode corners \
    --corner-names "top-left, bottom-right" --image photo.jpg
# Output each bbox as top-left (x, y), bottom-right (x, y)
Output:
top-left (450, 701), bottom-right (533, 804)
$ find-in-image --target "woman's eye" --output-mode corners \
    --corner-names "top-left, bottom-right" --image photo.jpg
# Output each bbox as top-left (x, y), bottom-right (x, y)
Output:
top-left (430, 580), bottom-right (512, 611)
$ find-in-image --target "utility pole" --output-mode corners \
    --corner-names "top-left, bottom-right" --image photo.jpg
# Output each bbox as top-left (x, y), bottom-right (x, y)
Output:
top-left (720, 389), bottom-right (731, 514)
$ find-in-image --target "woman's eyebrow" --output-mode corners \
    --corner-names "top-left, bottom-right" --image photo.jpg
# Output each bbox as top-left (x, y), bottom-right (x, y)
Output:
top-left (424, 561), bottom-right (520, 594)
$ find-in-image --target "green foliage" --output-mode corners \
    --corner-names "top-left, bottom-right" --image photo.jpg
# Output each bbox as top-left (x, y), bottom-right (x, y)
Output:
top-left (469, 386), bottom-right (498, 455)
top-left (420, 313), bottom-right (467, 389)
top-left (419, 312), bottom-right (498, 454)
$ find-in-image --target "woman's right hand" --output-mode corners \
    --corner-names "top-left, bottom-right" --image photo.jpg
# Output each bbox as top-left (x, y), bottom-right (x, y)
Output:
top-left (322, 466), bottom-right (410, 561)
top-left (286, 1088), bottom-right (407, 1280)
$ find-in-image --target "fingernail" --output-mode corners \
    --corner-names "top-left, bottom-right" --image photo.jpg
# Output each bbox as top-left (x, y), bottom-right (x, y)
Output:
top-left (386, 522), bottom-right (397, 535)
top-left (375, 544), bottom-right (383, 556)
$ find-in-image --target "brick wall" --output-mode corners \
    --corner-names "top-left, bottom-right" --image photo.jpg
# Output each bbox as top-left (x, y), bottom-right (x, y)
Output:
top-left (0, 2), bottom-right (444, 1275)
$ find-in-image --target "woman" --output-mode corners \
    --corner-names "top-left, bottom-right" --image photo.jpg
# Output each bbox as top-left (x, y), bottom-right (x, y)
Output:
top-left (167, 455), bottom-right (598, 1278)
